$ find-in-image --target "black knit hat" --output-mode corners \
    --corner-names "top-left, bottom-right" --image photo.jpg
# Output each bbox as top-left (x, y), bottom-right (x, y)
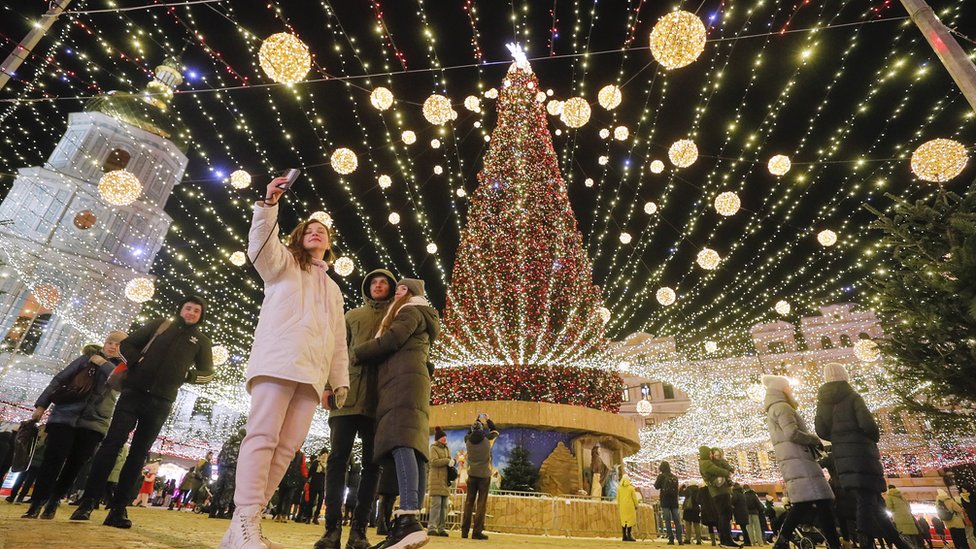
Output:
top-left (434, 426), bottom-right (447, 441)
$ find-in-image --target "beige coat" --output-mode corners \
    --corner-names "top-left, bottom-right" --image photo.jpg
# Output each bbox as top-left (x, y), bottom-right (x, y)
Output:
top-left (246, 203), bottom-right (349, 396)
top-left (427, 441), bottom-right (452, 497)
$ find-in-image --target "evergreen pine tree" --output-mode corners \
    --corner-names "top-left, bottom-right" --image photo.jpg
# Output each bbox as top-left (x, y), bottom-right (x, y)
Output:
top-left (500, 444), bottom-right (539, 493)
top-left (865, 181), bottom-right (976, 429)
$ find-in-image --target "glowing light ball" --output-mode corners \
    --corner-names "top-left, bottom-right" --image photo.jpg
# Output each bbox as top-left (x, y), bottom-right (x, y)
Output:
top-left (714, 191), bottom-right (741, 216)
top-left (668, 139), bottom-right (698, 168)
top-left (464, 95), bottom-right (480, 112)
top-left (854, 339), bottom-right (881, 362)
top-left (309, 211), bottom-right (333, 227)
top-left (229, 170), bottom-right (251, 189)
top-left (598, 84), bottom-right (622, 110)
top-left (334, 256), bottom-right (355, 277)
top-left (229, 251), bottom-right (247, 266)
top-left (619, 232), bottom-right (633, 244)
top-left (599, 128), bottom-right (610, 140)
top-left (456, 188), bottom-right (467, 197)
top-left (125, 277), bottom-right (155, 303)
top-left (33, 284), bottom-right (61, 308)
top-left (426, 243), bottom-right (438, 254)
top-left (614, 126), bottom-right (630, 141)
top-left (388, 212), bottom-right (400, 225)
top-left (584, 178), bottom-right (594, 187)
top-left (636, 399), bottom-right (653, 417)
top-left (644, 202), bottom-right (658, 215)
top-left (817, 229), bottom-right (837, 247)
top-left (484, 88), bottom-right (498, 99)
top-left (423, 94), bottom-right (453, 125)
top-left (98, 170), bottom-right (142, 206)
top-left (911, 138), bottom-right (968, 182)
top-left (330, 148), bottom-right (357, 174)
top-left (433, 165), bottom-right (443, 175)
top-left (696, 248), bottom-right (721, 270)
top-left (401, 130), bottom-right (417, 144)
top-left (618, 361), bottom-right (631, 373)
top-left (657, 287), bottom-right (676, 306)
top-left (378, 175), bottom-right (392, 189)
top-left (535, 91), bottom-right (547, 103)
top-left (560, 97), bottom-right (591, 128)
top-left (598, 155), bottom-right (609, 166)
top-left (546, 100), bottom-right (564, 116)
top-left (370, 87), bottom-right (394, 110)
top-left (768, 155), bottom-right (792, 176)
top-left (258, 33), bottom-right (311, 84)
top-left (705, 340), bottom-right (718, 353)
top-left (650, 160), bottom-right (665, 174)
top-left (212, 345), bottom-right (229, 366)
top-left (650, 11), bottom-right (707, 70)
top-left (596, 306), bottom-right (611, 324)
top-left (746, 384), bottom-right (765, 403)
top-left (775, 300), bottom-right (791, 316)
top-left (73, 210), bottom-right (96, 230)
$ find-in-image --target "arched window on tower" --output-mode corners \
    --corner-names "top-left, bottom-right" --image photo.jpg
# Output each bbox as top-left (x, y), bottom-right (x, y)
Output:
top-left (858, 332), bottom-right (871, 340)
top-left (821, 336), bottom-right (834, 350)
top-left (839, 334), bottom-right (853, 347)
top-left (102, 148), bottom-right (131, 172)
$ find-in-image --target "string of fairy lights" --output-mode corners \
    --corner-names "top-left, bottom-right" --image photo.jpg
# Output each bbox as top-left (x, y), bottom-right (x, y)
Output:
top-left (0, 0), bottom-right (972, 466)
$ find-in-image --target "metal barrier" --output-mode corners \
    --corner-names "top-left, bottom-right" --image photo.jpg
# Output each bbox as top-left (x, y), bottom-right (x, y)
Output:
top-left (420, 489), bottom-right (659, 539)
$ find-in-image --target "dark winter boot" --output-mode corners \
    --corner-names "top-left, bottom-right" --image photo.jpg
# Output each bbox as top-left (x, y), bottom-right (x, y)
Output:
top-left (313, 525), bottom-right (342, 549)
top-left (625, 526), bottom-right (637, 542)
top-left (346, 521), bottom-right (371, 549)
top-left (623, 527), bottom-right (629, 541)
top-left (69, 497), bottom-right (95, 521)
top-left (21, 499), bottom-right (44, 519)
top-left (40, 498), bottom-right (59, 519)
top-left (103, 506), bottom-right (132, 529)
top-left (369, 512), bottom-right (427, 549)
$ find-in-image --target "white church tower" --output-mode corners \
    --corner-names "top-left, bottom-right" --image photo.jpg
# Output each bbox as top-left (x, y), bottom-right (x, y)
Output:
top-left (0, 57), bottom-right (188, 368)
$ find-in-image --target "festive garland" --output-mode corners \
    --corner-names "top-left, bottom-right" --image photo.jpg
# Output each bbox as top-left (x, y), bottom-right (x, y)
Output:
top-left (431, 365), bottom-right (623, 413)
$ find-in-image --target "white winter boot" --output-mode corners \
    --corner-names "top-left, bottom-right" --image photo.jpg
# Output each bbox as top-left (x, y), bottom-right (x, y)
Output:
top-left (219, 505), bottom-right (268, 549)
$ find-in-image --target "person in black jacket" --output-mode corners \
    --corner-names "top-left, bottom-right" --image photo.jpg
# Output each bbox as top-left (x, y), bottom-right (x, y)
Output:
top-left (815, 363), bottom-right (910, 549)
top-left (656, 461), bottom-right (684, 544)
top-left (732, 484), bottom-right (751, 546)
top-left (70, 296), bottom-right (214, 528)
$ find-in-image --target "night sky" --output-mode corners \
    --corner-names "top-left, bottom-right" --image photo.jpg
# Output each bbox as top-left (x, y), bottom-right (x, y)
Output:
top-left (1, 0), bottom-right (974, 366)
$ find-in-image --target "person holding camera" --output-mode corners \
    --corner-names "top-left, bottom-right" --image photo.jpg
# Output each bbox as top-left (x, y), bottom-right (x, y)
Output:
top-left (348, 278), bottom-right (439, 549)
top-left (21, 331), bottom-right (127, 520)
top-left (462, 413), bottom-right (499, 541)
top-left (221, 177), bottom-right (350, 549)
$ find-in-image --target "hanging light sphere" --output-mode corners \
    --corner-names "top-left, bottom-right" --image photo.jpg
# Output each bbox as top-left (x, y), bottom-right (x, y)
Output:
top-left (212, 345), bottom-right (229, 366)
top-left (423, 94), bottom-right (453, 125)
top-left (309, 211), bottom-right (333, 228)
top-left (657, 287), bottom-right (677, 306)
top-left (817, 229), bottom-right (838, 247)
top-left (370, 87), bottom-right (394, 110)
top-left (596, 306), bottom-right (611, 324)
top-left (125, 277), bottom-right (155, 303)
top-left (650, 160), bottom-right (665, 174)
top-left (619, 232), bottom-right (633, 244)
top-left (668, 139), bottom-right (699, 168)
top-left (229, 170), bottom-right (251, 189)
top-left (599, 128), bottom-right (611, 140)
top-left (229, 251), bottom-right (247, 266)
top-left (644, 202), bottom-right (658, 215)
top-left (401, 130), bottom-right (417, 144)
top-left (546, 100), bottom-right (564, 116)
top-left (330, 148), bottom-right (358, 174)
top-left (426, 243), bottom-right (438, 254)
top-left (714, 191), bottom-right (741, 216)
top-left (484, 88), bottom-right (498, 99)
top-left (614, 126), bottom-right (630, 141)
top-left (456, 188), bottom-right (467, 197)
top-left (705, 340), bottom-right (718, 353)
top-left (535, 91), bottom-right (547, 103)
top-left (388, 212), bottom-right (400, 225)
top-left (584, 178), bottom-right (594, 187)
top-left (598, 155), bottom-right (609, 166)
top-left (636, 399), bottom-right (653, 417)
top-left (33, 283), bottom-right (61, 309)
top-left (911, 138), bottom-right (968, 182)
top-left (746, 384), bottom-right (765, 403)
top-left (334, 256), bottom-right (355, 277)
top-left (649, 10), bottom-right (707, 70)
top-left (98, 170), bottom-right (142, 206)
top-left (854, 339), bottom-right (881, 362)
top-left (433, 165), bottom-right (444, 175)
top-left (560, 97), bottom-right (591, 128)
top-left (768, 154), bottom-right (792, 176)
top-left (258, 33), bottom-right (311, 84)
top-left (597, 84), bottom-right (622, 110)
top-left (73, 210), bottom-right (97, 230)
top-left (775, 300), bottom-right (791, 316)
top-left (463, 95), bottom-right (481, 112)
top-left (696, 248), bottom-right (721, 270)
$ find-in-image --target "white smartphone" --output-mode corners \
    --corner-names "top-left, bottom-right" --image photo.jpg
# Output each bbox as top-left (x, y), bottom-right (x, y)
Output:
top-left (276, 168), bottom-right (300, 190)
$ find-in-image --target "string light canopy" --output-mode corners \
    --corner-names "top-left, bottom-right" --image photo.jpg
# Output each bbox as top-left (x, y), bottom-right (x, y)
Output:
top-left (33, 284), bottom-right (61, 309)
top-left (668, 139), bottom-right (698, 168)
top-left (649, 10), bottom-right (707, 70)
top-left (97, 170), bottom-right (142, 206)
top-left (910, 138), bottom-right (968, 182)
top-left (124, 277), bottom-right (155, 303)
top-left (854, 338), bottom-right (881, 362)
top-left (258, 32), bottom-right (311, 84)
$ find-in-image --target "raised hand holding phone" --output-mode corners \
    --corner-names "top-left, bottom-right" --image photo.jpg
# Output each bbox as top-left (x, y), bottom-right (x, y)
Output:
top-left (264, 177), bottom-right (288, 205)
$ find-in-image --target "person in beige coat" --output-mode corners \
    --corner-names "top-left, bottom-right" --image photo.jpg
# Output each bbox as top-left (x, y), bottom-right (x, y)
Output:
top-left (884, 484), bottom-right (919, 546)
top-left (222, 176), bottom-right (350, 549)
top-left (937, 489), bottom-right (971, 549)
top-left (427, 426), bottom-right (453, 537)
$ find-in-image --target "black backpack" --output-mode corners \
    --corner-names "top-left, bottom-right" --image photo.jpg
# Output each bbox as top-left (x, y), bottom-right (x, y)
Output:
top-left (447, 465), bottom-right (458, 483)
top-left (662, 473), bottom-right (679, 499)
top-left (48, 360), bottom-right (100, 405)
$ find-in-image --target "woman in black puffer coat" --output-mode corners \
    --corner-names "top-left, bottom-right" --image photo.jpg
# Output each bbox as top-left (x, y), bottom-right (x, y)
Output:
top-left (815, 363), bottom-right (910, 549)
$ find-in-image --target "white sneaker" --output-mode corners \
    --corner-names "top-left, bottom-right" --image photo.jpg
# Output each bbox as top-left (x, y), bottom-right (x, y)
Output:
top-left (221, 505), bottom-right (268, 549)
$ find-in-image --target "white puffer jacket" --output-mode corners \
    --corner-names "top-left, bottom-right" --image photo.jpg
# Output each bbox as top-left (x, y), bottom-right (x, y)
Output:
top-left (245, 203), bottom-right (349, 397)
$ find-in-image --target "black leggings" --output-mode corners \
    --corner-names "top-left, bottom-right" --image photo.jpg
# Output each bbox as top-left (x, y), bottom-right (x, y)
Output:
top-left (776, 499), bottom-right (841, 549)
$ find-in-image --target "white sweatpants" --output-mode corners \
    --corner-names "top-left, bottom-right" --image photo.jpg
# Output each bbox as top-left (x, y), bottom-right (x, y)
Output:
top-left (234, 376), bottom-right (319, 507)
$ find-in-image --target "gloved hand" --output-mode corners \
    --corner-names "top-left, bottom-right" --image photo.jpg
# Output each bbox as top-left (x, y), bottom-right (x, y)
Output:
top-left (333, 386), bottom-right (348, 409)
top-left (449, 458), bottom-right (456, 467)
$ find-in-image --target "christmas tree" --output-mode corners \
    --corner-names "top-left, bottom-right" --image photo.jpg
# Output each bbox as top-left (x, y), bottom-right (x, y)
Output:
top-left (501, 444), bottom-right (539, 492)
top-left (438, 49), bottom-right (609, 371)
top-left (865, 181), bottom-right (976, 430)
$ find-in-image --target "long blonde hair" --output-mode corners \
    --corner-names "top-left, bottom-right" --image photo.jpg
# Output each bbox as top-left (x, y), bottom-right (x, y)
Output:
top-left (378, 289), bottom-right (415, 336)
